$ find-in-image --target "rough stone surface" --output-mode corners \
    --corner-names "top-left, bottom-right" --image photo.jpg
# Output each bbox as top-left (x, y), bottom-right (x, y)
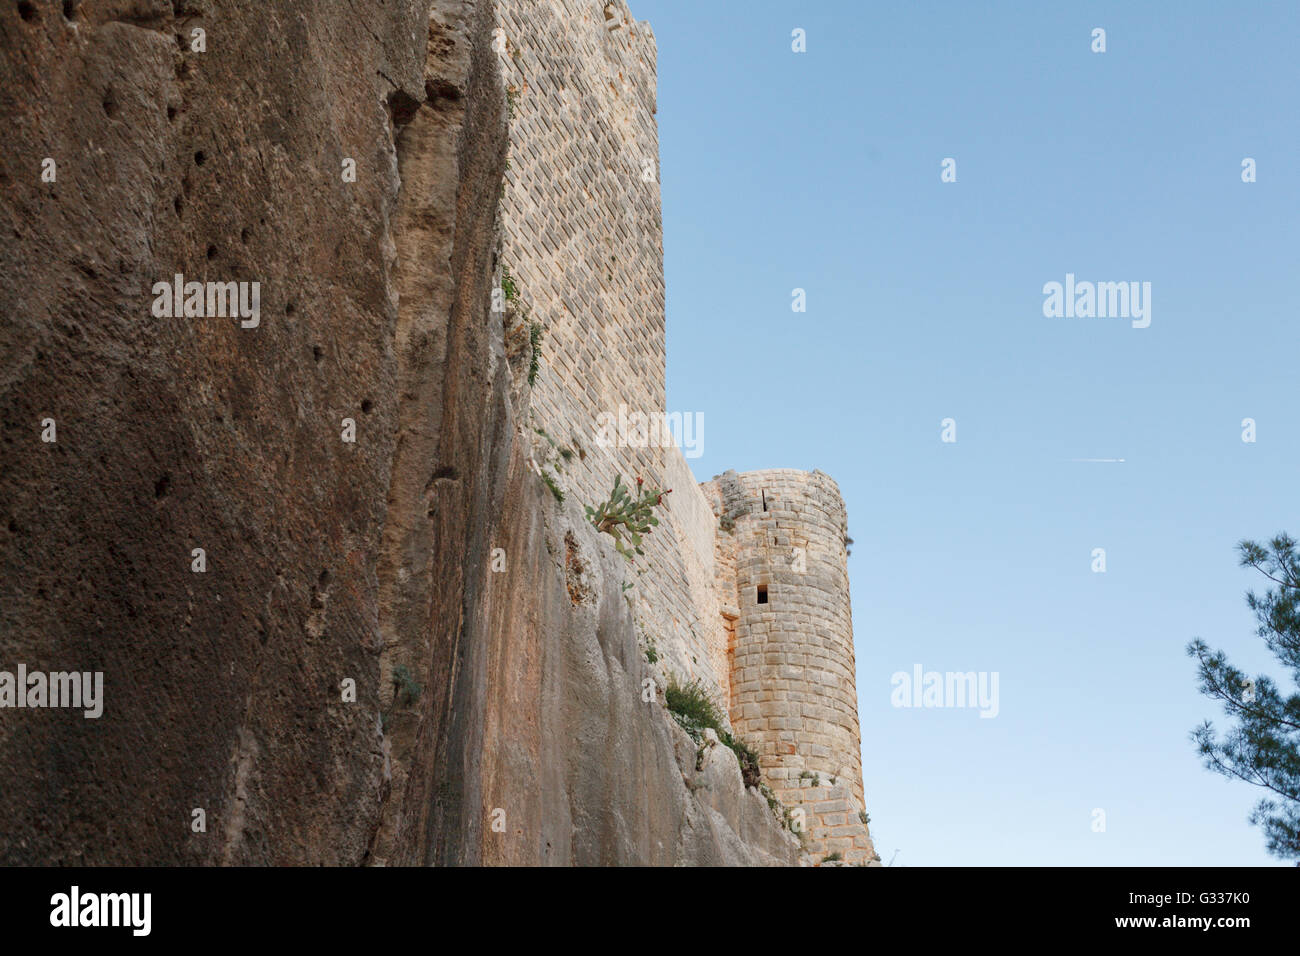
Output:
top-left (0, 0), bottom-right (803, 866)
top-left (704, 469), bottom-right (879, 864)
top-left (1, 0), bottom-right (437, 866)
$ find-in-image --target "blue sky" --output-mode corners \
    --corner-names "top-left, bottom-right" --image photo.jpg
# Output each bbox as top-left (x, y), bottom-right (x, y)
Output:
top-left (637, 0), bottom-right (1299, 865)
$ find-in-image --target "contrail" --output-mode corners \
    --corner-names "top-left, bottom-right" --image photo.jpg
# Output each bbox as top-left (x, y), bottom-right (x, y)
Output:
top-left (1067, 458), bottom-right (1125, 463)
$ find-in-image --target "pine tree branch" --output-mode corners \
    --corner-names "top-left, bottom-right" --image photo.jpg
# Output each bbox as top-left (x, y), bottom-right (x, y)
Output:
top-left (1194, 644), bottom-right (1300, 732)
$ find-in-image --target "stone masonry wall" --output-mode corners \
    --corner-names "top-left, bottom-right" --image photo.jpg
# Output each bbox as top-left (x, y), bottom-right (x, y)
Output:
top-left (491, 0), bottom-right (876, 863)
top-left (704, 469), bottom-right (878, 864)
top-left (494, 0), bottom-right (726, 693)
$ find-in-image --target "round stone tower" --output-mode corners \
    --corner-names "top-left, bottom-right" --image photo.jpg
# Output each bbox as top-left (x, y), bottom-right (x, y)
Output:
top-left (707, 468), bottom-right (876, 864)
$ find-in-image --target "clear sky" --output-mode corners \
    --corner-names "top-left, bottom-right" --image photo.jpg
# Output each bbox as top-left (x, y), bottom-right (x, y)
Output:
top-left (636, 0), bottom-right (1299, 865)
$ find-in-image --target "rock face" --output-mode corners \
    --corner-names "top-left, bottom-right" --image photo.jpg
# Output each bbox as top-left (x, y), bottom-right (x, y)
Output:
top-left (455, 491), bottom-right (800, 866)
top-left (0, 0), bottom-right (799, 865)
top-left (1, 0), bottom-right (441, 866)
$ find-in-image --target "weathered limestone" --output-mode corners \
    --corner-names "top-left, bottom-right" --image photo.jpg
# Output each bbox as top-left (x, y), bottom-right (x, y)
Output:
top-left (0, 0), bottom-right (442, 866)
top-left (0, 0), bottom-right (807, 866)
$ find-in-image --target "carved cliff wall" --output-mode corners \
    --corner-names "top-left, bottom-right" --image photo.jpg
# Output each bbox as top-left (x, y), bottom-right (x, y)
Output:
top-left (0, 0), bottom-right (802, 866)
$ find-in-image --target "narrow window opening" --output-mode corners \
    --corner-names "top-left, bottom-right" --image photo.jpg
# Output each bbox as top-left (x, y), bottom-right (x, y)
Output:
top-left (757, 585), bottom-right (768, 605)
top-left (761, 490), bottom-right (768, 512)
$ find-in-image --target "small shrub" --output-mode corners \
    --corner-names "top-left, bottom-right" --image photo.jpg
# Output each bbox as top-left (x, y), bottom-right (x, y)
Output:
top-left (501, 267), bottom-right (519, 303)
top-left (665, 675), bottom-right (725, 733)
top-left (532, 425), bottom-right (573, 467)
top-left (540, 470), bottom-right (564, 503)
top-left (527, 320), bottom-right (543, 386)
top-left (586, 474), bottom-right (671, 560)
top-left (760, 783), bottom-right (799, 834)
top-left (665, 676), bottom-right (761, 788)
top-left (723, 731), bottom-right (762, 789)
top-left (392, 664), bottom-right (422, 706)
top-left (822, 851), bottom-right (843, 864)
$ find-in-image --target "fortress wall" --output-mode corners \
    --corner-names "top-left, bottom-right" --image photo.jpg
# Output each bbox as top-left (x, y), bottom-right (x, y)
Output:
top-left (494, 0), bottom-right (875, 862)
top-left (495, 0), bottom-right (727, 694)
top-left (663, 447), bottom-right (731, 702)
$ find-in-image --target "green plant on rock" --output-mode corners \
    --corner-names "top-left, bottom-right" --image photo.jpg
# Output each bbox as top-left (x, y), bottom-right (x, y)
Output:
top-left (822, 851), bottom-right (843, 864)
top-left (500, 267), bottom-right (520, 303)
top-left (585, 474), bottom-right (671, 560)
top-left (540, 469), bottom-right (564, 503)
top-left (532, 425), bottom-right (572, 464)
top-left (665, 675), bottom-right (762, 789)
top-left (528, 320), bottom-right (543, 386)
top-left (392, 664), bottom-right (422, 706)
top-left (726, 732), bottom-right (762, 789)
top-left (760, 781), bottom-right (800, 834)
top-left (785, 807), bottom-right (798, 832)
top-left (665, 675), bottom-right (724, 733)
